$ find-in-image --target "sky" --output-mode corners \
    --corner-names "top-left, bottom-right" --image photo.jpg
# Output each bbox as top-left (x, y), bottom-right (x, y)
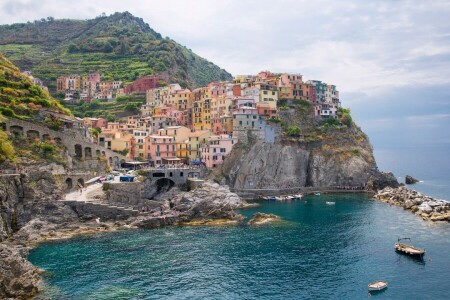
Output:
top-left (1, 0), bottom-right (450, 179)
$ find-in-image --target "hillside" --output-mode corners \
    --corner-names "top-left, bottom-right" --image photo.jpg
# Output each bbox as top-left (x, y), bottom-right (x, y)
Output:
top-left (0, 53), bottom-right (70, 119)
top-left (0, 12), bottom-right (232, 90)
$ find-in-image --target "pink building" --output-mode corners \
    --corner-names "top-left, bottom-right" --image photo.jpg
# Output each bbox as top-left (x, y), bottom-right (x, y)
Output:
top-left (145, 135), bottom-right (178, 164)
top-left (200, 134), bottom-right (238, 168)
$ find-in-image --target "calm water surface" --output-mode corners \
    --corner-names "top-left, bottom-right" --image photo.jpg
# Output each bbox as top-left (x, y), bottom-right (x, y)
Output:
top-left (29, 194), bottom-right (450, 299)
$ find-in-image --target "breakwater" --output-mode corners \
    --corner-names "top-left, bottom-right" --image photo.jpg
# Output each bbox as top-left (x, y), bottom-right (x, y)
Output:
top-left (375, 186), bottom-right (450, 222)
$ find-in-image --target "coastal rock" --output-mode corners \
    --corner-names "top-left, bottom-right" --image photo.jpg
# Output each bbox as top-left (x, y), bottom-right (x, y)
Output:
top-left (418, 203), bottom-right (433, 214)
top-left (214, 126), bottom-right (388, 193)
top-left (0, 244), bottom-right (41, 300)
top-left (374, 186), bottom-right (449, 222)
top-left (405, 175), bottom-right (419, 184)
top-left (365, 172), bottom-right (399, 192)
top-left (248, 212), bottom-right (280, 225)
top-left (173, 181), bottom-right (244, 221)
top-left (132, 181), bottom-right (245, 228)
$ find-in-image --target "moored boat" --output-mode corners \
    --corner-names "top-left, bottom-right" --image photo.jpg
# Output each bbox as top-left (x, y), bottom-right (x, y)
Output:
top-left (368, 280), bottom-right (388, 291)
top-left (294, 194), bottom-right (303, 199)
top-left (395, 238), bottom-right (425, 257)
top-left (315, 192), bottom-right (321, 196)
top-left (325, 201), bottom-right (335, 205)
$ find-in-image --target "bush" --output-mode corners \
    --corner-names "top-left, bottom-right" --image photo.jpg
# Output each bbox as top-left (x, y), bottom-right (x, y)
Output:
top-left (0, 129), bottom-right (15, 162)
top-left (322, 118), bottom-right (340, 126)
top-left (267, 117), bottom-right (281, 123)
top-left (286, 126), bottom-right (301, 137)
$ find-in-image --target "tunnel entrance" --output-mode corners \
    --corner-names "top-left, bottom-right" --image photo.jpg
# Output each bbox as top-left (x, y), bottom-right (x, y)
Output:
top-left (155, 178), bottom-right (175, 193)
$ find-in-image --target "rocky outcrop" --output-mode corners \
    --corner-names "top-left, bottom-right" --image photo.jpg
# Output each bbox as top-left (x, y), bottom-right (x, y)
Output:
top-left (215, 126), bottom-right (396, 192)
top-left (374, 186), bottom-right (450, 221)
top-left (0, 244), bottom-right (41, 300)
top-left (365, 172), bottom-right (400, 191)
top-left (405, 175), bottom-right (419, 184)
top-left (248, 212), bottom-right (280, 225)
top-left (173, 181), bottom-right (244, 221)
top-left (131, 181), bottom-right (245, 228)
top-left (0, 171), bottom-right (78, 299)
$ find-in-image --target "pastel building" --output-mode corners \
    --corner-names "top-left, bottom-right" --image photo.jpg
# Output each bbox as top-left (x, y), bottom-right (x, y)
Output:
top-left (187, 130), bottom-right (211, 160)
top-left (200, 134), bottom-right (237, 168)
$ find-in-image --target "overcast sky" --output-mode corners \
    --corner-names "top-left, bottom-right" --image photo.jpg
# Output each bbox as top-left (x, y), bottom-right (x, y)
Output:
top-left (1, 0), bottom-right (450, 177)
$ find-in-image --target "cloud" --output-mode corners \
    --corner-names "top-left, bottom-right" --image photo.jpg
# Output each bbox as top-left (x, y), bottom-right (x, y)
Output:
top-left (1, 0), bottom-right (450, 94)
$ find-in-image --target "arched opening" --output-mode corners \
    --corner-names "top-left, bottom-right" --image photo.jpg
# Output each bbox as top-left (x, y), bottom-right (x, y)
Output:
top-left (155, 178), bottom-right (175, 193)
top-left (109, 157), bottom-right (112, 165)
top-left (169, 172), bottom-right (173, 177)
top-left (42, 134), bottom-right (50, 141)
top-left (77, 178), bottom-right (85, 188)
top-left (96, 150), bottom-right (101, 157)
top-left (84, 147), bottom-right (92, 159)
top-left (74, 144), bottom-right (82, 159)
top-left (65, 178), bottom-right (73, 190)
top-left (26, 130), bottom-right (40, 140)
top-left (188, 172), bottom-right (200, 179)
top-left (9, 125), bottom-right (23, 136)
top-left (113, 156), bottom-right (119, 167)
top-left (102, 151), bottom-right (106, 157)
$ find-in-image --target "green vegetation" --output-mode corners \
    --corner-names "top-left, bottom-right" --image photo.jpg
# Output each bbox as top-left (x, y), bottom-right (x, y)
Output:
top-left (337, 107), bottom-right (353, 127)
top-left (0, 127), bottom-right (15, 162)
top-left (0, 54), bottom-right (70, 118)
top-left (63, 93), bottom-right (145, 119)
top-left (0, 12), bottom-right (232, 90)
top-left (286, 126), bottom-right (301, 137)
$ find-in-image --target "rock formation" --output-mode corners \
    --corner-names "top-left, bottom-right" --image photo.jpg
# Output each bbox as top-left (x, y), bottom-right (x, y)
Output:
top-left (374, 186), bottom-right (450, 221)
top-left (215, 125), bottom-right (398, 193)
top-left (248, 212), bottom-right (280, 225)
top-left (0, 244), bottom-right (41, 300)
top-left (405, 175), bottom-right (419, 184)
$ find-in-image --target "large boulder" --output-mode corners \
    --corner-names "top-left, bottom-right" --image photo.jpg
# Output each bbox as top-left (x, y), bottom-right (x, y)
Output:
top-left (172, 181), bottom-right (245, 222)
top-left (248, 212), bottom-right (280, 225)
top-left (0, 244), bottom-right (41, 300)
top-left (366, 172), bottom-right (399, 191)
top-left (405, 175), bottom-right (419, 184)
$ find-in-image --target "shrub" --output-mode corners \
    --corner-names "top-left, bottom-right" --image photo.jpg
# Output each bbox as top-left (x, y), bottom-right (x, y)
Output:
top-left (286, 126), bottom-right (301, 137)
top-left (0, 129), bottom-right (15, 162)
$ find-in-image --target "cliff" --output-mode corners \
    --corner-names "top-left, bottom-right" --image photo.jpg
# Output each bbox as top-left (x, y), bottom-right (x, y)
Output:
top-left (214, 121), bottom-right (397, 194)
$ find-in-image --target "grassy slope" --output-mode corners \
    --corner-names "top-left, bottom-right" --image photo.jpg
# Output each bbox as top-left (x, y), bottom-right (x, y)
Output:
top-left (0, 54), bottom-right (70, 118)
top-left (0, 12), bottom-right (232, 90)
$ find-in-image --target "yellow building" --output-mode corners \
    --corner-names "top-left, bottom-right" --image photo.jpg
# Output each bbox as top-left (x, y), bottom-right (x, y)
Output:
top-left (187, 130), bottom-right (211, 160)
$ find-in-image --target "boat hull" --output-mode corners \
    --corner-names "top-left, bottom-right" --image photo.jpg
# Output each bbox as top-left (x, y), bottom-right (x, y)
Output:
top-left (395, 243), bottom-right (425, 257)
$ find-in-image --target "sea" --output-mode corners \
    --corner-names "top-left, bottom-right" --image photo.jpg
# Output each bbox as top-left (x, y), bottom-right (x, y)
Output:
top-left (29, 194), bottom-right (450, 300)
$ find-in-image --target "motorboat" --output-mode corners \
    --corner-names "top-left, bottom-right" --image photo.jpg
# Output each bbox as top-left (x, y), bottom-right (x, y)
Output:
top-left (395, 238), bottom-right (425, 257)
top-left (368, 280), bottom-right (388, 291)
top-left (315, 192), bottom-right (321, 196)
top-left (325, 201), bottom-right (335, 205)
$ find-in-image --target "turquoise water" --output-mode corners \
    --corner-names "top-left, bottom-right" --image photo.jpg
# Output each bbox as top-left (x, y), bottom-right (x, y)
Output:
top-left (29, 194), bottom-right (450, 299)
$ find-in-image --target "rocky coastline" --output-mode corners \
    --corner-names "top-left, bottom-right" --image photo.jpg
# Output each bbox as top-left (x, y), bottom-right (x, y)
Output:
top-left (0, 178), bottom-right (245, 300)
top-left (374, 186), bottom-right (450, 222)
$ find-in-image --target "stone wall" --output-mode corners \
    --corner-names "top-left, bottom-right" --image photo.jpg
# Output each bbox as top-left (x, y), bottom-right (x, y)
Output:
top-left (4, 118), bottom-right (128, 168)
top-left (62, 200), bottom-right (138, 220)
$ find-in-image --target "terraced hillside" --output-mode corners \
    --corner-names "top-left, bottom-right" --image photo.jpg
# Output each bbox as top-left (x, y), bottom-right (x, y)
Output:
top-left (0, 12), bottom-right (232, 91)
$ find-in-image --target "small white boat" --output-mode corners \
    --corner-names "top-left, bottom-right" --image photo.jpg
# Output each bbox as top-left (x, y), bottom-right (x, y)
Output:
top-left (315, 192), bottom-right (321, 196)
top-left (274, 196), bottom-right (283, 201)
top-left (326, 201), bottom-right (335, 205)
top-left (294, 194), bottom-right (303, 199)
top-left (286, 195), bottom-right (295, 200)
top-left (368, 280), bottom-right (388, 291)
